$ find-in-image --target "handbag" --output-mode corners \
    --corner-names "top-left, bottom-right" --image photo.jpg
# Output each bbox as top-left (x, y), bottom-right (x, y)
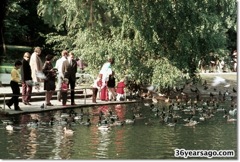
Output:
top-left (25, 80), bottom-right (34, 86)
top-left (36, 71), bottom-right (47, 80)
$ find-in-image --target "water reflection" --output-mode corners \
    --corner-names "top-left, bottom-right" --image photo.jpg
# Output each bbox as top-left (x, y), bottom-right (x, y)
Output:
top-left (0, 102), bottom-right (237, 159)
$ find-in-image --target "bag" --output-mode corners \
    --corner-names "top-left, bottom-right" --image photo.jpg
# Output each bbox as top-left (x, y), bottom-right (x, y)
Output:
top-left (25, 80), bottom-right (34, 86)
top-left (36, 71), bottom-right (47, 80)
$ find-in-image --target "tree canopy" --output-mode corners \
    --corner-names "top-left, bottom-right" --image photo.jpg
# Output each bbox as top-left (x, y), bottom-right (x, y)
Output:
top-left (2, 0), bottom-right (237, 89)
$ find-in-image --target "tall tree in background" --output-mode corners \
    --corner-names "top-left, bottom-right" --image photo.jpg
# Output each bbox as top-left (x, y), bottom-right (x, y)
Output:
top-left (38, 0), bottom-right (237, 88)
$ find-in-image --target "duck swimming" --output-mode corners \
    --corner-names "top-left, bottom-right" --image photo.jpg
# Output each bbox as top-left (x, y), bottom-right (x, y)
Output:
top-left (63, 127), bottom-right (74, 135)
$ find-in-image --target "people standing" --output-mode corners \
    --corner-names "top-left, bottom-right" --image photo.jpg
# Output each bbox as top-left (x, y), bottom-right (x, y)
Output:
top-left (107, 71), bottom-right (116, 101)
top-left (92, 77), bottom-right (101, 103)
top-left (99, 56), bottom-right (114, 101)
top-left (6, 60), bottom-right (23, 111)
top-left (116, 78), bottom-right (126, 101)
top-left (20, 52), bottom-right (32, 105)
top-left (42, 54), bottom-right (57, 106)
top-left (55, 50), bottom-right (68, 101)
top-left (62, 52), bottom-right (78, 105)
top-left (232, 50), bottom-right (237, 72)
top-left (29, 47), bottom-right (43, 83)
top-left (61, 78), bottom-right (69, 106)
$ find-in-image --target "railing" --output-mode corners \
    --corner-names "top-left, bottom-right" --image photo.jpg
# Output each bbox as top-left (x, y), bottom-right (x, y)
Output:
top-left (0, 87), bottom-right (93, 111)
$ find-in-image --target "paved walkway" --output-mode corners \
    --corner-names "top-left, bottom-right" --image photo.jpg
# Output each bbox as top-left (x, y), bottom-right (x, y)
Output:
top-left (0, 97), bottom-right (137, 115)
top-left (0, 83), bottom-right (138, 115)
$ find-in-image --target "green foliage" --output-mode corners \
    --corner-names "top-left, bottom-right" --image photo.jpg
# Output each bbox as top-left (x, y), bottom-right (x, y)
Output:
top-left (36, 0), bottom-right (236, 88)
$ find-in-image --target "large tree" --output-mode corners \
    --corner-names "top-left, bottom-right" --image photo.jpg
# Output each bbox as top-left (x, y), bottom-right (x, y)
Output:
top-left (37, 0), bottom-right (236, 88)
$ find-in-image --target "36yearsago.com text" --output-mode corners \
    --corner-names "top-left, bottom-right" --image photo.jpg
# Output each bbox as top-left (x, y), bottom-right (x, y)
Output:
top-left (174, 149), bottom-right (235, 158)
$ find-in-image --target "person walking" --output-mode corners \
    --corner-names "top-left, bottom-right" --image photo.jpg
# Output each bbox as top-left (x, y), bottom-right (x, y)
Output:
top-left (21, 52), bottom-right (33, 105)
top-left (55, 50), bottom-right (68, 101)
top-left (6, 60), bottom-right (23, 111)
top-left (42, 54), bottom-right (57, 106)
top-left (62, 52), bottom-right (78, 105)
top-left (29, 47), bottom-right (43, 83)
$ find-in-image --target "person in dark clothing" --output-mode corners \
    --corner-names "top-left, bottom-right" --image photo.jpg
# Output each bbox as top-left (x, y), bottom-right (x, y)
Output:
top-left (107, 71), bottom-right (116, 101)
top-left (42, 54), bottom-right (57, 106)
top-left (21, 52), bottom-right (32, 105)
top-left (6, 60), bottom-right (23, 111)
top-left (62, 52), bottom-right (78, 105)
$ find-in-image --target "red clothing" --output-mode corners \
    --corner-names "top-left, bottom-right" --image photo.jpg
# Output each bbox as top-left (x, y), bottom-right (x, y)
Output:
top-left (61, 83), bottom-right (68, 91)
top-left (116, 81), bottom-right (125, 94)
top-left (100, 85), bottom-right (108, 101)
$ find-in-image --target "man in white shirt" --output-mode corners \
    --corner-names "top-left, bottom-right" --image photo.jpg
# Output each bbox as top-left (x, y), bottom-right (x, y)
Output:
top-left (55, 50), bottom-right (68, 101)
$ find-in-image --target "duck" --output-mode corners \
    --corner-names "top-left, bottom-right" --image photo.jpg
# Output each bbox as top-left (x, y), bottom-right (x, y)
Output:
top-left (229, 108), bottom-right (237, 116)
top-left (27, 119), bottom-right (39, 128)
top-left (199, 114), bottom-right (205, 121)
top-left (167, 119), bottom-right (177, 127)
top-left (63, 127), bottom-right (74, 135)
top-left (97, 124), bottom-right (111, 131)
top-left (134, 113), bottom-right (146, 120)
top-left (110, 118), bottom-right (124, 126)
top-left (80, 118), bottom-right (91, 126)
top-left (6, 125), bottom-right (13, 131)
top-left (61, 113), bottom-right (70, 118)
top-left (184, 120), bottom-right (198, 127)
top-left (74, 114), bottom-right (83, 120)
top-left (226, 115), bottom-right (237, 122)
top-left (125, 115), bottom-right (135, 124)
top-left (164, 97), bottom-right (170, 103)
top-left (152, 97), bottom-right (158, 104)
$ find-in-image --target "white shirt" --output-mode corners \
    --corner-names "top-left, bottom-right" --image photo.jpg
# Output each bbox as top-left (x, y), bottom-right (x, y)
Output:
top-left (55, 56), bottom-right (67, 77)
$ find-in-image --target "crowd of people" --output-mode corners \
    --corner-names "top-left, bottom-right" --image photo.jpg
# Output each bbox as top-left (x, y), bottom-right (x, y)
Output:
top-left (5, 47), bottom-right (126, 111)
top-left (198, 50), bottom-right (237, 73)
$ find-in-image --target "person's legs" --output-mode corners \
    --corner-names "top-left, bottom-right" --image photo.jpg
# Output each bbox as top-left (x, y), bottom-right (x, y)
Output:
top-left (92, 88), bottom-right (97, 102)
top-left (56, 76), bottom-right (62, 101)
top-left (26, 84), bottom-right (32, 103)
top-left (45, 91), bottom-right (49, 104)
top-left (22, 82), bottom-right (27, 102)
top-left (62, 92), bottom-right (67, 105)
top-left (69, 78), bottom-right (76, 104)
top-left (11, 81), bottom-right (20, 109)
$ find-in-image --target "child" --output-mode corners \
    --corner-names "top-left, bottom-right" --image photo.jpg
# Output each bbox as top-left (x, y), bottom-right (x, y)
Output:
top-left (92, 77), bottom-right (101, 103)
top-left (116, 78), bottom-right (126, 101)
top-left (61, 78), bottom-right (69, 106)
top-left (6, 60), bottom-right (23, 111)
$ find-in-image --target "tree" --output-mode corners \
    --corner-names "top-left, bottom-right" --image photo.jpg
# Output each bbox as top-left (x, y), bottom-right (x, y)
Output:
top-left (37, 0), bottom-right (236, 89)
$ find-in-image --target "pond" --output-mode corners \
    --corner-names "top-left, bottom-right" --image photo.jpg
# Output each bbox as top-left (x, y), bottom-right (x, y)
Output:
top-left (0, 101), bottom-right (237, 160)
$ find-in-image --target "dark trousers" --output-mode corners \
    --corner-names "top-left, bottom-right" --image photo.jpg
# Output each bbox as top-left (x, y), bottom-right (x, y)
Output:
top-left (69, 78), bottom-right (76, 104)
top-left (92, 88), bottom-right (98, 102)
top-left (61, 91), bottom-right (68, 105)
top-left (8, 81), bottom-right (20, 109)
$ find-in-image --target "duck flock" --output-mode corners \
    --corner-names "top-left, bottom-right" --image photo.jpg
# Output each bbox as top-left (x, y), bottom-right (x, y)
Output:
top-left (1, 76), bottom-right (237, 135)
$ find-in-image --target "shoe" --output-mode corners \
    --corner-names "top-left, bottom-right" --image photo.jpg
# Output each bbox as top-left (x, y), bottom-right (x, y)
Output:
top-left (6, 103), bottom-right (11, 109)
top-left (46, 103), bottom-right (54, 106)
top-left (23, 102), bottom-right (28, 105)
top-left (63, 104), bottom-right (66, 106)
top-left (71, 103), bottom-right (76, 105)
top-left (27, 102), bottom-right (31, 105)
